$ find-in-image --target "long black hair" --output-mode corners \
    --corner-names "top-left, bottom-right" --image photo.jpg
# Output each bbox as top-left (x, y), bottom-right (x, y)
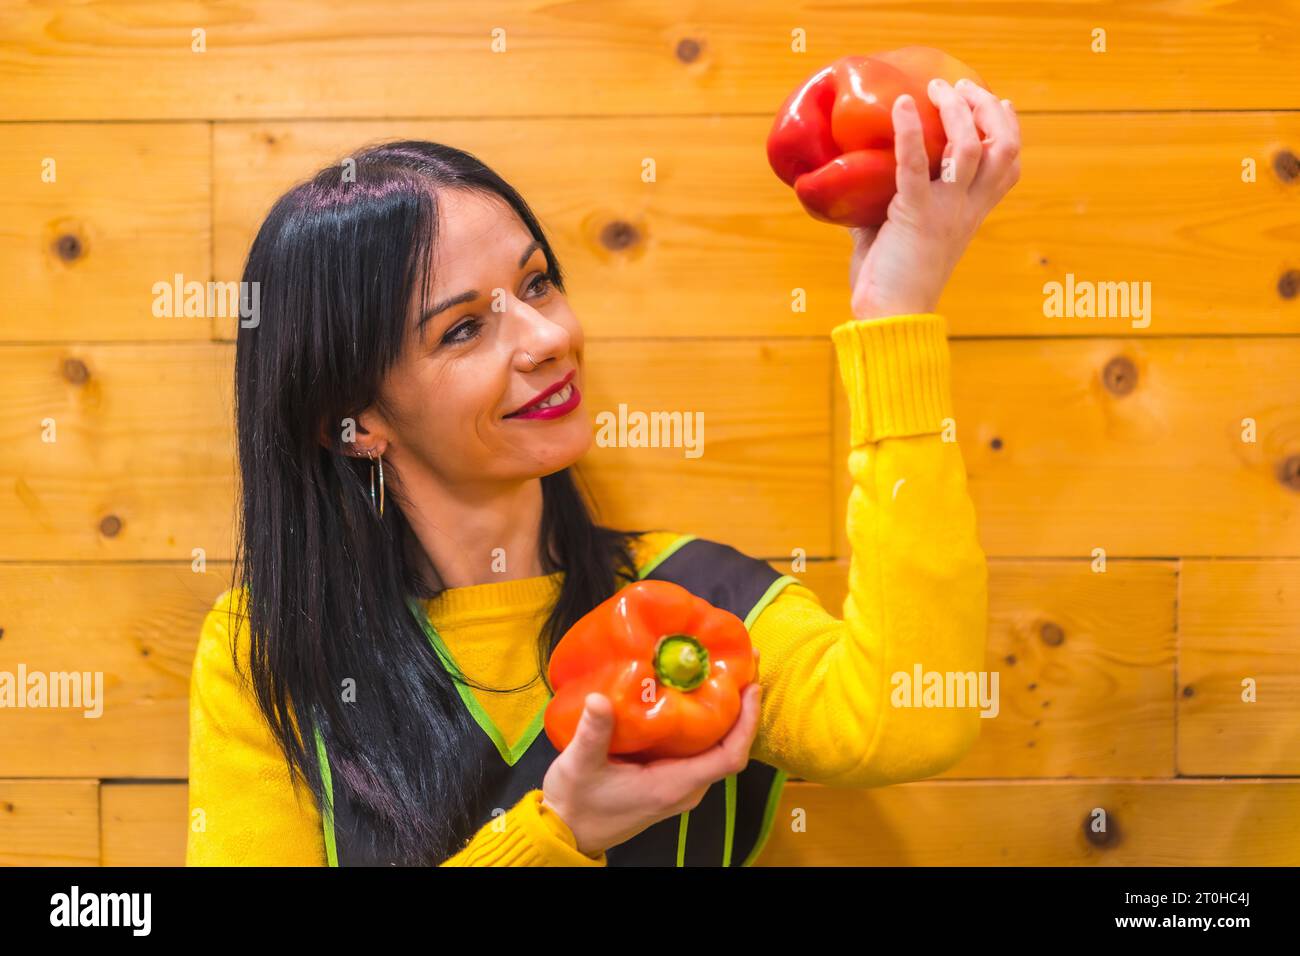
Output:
top-left (228, 140), bottom-right (651, 864)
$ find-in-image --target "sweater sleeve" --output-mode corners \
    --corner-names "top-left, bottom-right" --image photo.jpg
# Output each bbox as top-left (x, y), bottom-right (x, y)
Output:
top-left (745, 312), bottom-right (989, 788)
top-left (185, 594), bottom-right (606, 866)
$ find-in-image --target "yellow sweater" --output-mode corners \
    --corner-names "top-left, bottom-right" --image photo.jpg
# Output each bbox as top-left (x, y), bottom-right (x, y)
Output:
top-left (186, 312), bottom-right (989, 866)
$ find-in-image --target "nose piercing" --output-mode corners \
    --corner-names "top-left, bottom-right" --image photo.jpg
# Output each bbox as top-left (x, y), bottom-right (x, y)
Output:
top-left (525, 351), bottom-right (539, 371)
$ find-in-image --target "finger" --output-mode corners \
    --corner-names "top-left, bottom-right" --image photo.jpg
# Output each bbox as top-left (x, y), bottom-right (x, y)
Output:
top-left (999, 96), bottom-right (1020, 144)
top-left (566, 693), bottom-right (614, 772)
top-left (953, 80), bottom-right (1021, 201)
top-left (927, 78), bottom-right (982, 191)
top-left (891, 93), bottom-right (932, 208)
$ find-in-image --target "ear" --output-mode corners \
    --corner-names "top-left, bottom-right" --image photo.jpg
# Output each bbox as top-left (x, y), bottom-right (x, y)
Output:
top-left (318, 409), bottom-right (380, 456)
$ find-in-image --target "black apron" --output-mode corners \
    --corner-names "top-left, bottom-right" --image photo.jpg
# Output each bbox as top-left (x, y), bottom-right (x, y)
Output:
top-left (313, 534), bottom-right (798, 866)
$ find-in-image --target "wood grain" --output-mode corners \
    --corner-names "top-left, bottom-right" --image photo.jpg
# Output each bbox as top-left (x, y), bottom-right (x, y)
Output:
top-left (4, 1), bottom-right (1299, 120)
top-left (0, 780), bottom-right (99, 866)
top-left (941, 337), bottom-right (1297, 557)
top-left (101, 783), bottom-right (189, 866)
top-left (760, 779), bottom-right (1300, 866)
top-left (211, 114), bottom-right (1300, 341)
top-left (0, 123), bottom-right (211, 342)
top-left (796, 559), bottom-right (1180, 778)
top-left (1179, 560), bottom-right (1300, 775)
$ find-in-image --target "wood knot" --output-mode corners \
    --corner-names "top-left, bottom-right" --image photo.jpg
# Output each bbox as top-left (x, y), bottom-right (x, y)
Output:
top-left (1101, 355), bottom-right (1137, 396)
top-left (1182, 684), bottom-right (1195, 698)
top-left (99, 514), bottom-right (123, 538)
top-left (600, 220), bottom-right (640, 252)
top-left (62, 357), bottom-right (90, 384)
top-left (1277, 454), bottom-right (1300, 492)
top-left (54, 233), bottom-right (84, 262)
top-left (1082, 809), bottom-right (1120, 848)
top-left (1274, 149), bottom-right (1300, 183)
top-left (1278, 270), bottom-right (1300, 299)
top-left (1040, 621), bottom-right (1065, 646)
top-left (675, 37), bottom-right (703, 63)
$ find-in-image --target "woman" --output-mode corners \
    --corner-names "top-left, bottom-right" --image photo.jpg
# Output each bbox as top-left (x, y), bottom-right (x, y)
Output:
top-left (187, 77), bottom-right (1019, 866)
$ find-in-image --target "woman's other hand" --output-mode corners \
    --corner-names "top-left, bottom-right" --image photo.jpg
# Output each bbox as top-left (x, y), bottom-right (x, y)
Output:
top-left (849, 79), bottom-right (1021, 321)
top-left (541, 649), bottom-right (764, 859)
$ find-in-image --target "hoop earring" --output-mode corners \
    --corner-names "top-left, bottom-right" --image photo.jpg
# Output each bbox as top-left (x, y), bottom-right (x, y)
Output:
top-left (367, 449), bottom-right (385, 518)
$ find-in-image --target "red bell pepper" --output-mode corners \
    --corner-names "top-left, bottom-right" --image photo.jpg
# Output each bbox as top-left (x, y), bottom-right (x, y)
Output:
top-left (766, 45), bottom-right (989, 228)
top-left (544, 579), bottom-right (756, 761)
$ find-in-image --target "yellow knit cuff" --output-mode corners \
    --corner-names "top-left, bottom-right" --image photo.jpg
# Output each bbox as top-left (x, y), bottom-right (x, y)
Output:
top-left (830, 313), bottom-right (954, 445)
top-left (524, 791), bottom-right (608, 867)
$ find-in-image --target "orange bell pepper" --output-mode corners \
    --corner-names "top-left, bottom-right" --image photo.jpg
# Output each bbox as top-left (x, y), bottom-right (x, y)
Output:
top-left (543, 579), bottom-right (756, 761)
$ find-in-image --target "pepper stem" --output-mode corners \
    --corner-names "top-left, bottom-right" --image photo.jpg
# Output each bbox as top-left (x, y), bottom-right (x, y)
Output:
top-left (653, 634), bottom-right (710, 692)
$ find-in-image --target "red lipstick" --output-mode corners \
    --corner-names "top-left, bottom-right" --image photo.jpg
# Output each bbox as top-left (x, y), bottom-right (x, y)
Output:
top-left (504, 370), bottom-right (580, 420)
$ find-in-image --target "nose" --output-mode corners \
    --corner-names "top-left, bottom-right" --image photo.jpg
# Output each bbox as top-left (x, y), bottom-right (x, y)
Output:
top-left (510, 300), bottom-right (570, 372)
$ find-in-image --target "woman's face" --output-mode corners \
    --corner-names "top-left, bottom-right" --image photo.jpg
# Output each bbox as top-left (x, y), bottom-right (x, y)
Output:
top-left (359, 188), bottom-right (591, 488)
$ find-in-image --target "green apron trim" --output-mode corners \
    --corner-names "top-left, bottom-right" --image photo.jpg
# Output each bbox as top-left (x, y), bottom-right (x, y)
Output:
top-left (406, 595), bottom-right (550, 766)
top-left (640, 536), bottom-right (798, 867)
top-left (745, 574), bottom-right (799, 629)
top-left (741, 768), bottom-right (788, 867)
top-left (722, 773), bottom-right (738, 866)
top-left (314, 724), bottom-right (339, 868)
top-left (645, 534), bottom-right (703, 867)
top-left (637, 533), bottom-right (698, 579)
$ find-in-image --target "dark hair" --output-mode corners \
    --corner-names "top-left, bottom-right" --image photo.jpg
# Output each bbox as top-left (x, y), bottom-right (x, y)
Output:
top-left (229, 140), bottom-right (652, 864)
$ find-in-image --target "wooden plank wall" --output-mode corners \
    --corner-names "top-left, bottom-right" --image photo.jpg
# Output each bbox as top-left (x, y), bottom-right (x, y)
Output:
top-left (1, 1), bottom-right (1297, 867)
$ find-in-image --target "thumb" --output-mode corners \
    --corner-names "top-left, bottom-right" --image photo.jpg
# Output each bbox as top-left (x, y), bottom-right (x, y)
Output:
top-left (566, 693), bottom-right (614, 769)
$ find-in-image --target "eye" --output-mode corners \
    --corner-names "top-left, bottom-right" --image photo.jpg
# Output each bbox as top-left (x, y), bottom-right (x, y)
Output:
top-left (441, 318), bottom-right (482, 345)
top-left (528, 273), bottom-right (554, 297)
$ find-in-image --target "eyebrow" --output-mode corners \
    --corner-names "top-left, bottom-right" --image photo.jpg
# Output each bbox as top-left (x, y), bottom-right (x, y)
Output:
top-left (417, 239), bottom-right (544, 336)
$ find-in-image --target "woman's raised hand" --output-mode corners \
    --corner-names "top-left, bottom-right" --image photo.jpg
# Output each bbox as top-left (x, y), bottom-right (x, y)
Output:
top-left (849, 78), bottom-right (1021, 321)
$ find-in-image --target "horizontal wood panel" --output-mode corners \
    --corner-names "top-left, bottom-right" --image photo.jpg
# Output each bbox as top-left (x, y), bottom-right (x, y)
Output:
top-left (101, 783), bottom-right (189, 866)
top-left (582, 339), bottom-right (833, 556)
top-left (7, 337), bottom-right (1297, 561)
top-left (211, 117), bottom-right (846, 340)
top-left (796, 559), bottom-right (1178, 777)
top-left (760, 780), bottom-right (1300, 865)
top-left (0, 123), bottom-right (211, 343)
top-left (51, 779), bottom-right (1300, 866)
top-left (951, 112), bottom-right (1300, 337)
top-left (0, 344), bottom-right (236, 561)
top-left (1179, 560), bottom-right (1300, 775)
top-left (934, 337), bottom-right (1298, 557)
top-left (5, 1), bottom-right (1300, 120)
top-left (0, 341), bottom-right (831, 561)
top-left (0, 564), bottom-right (229, 777)
top-left (0, 780), bottom-right (99, 866)
top-left (212, 114), bottom-right (1300, 341)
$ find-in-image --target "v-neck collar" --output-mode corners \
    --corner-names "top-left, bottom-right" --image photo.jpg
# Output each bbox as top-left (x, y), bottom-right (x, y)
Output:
top-left (406, 596), bottom-right (551, 765)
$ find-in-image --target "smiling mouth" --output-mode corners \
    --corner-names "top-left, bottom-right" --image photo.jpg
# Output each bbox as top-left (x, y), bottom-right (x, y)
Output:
top-left (504, 370), bottom-right (577, 418)
top-left (504, 381), bottom-right (576, 418)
